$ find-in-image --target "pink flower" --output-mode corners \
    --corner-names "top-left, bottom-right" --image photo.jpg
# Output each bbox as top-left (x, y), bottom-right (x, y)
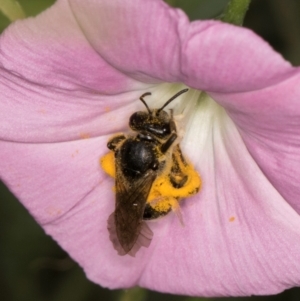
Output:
top-left (1, 0), bottom-right (300, 297)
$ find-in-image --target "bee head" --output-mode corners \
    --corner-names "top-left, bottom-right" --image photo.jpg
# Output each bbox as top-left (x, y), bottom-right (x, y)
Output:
top-left (129, 109), bottom-right (171, 138)
top-left (129, 89), bottom-right (189, 138)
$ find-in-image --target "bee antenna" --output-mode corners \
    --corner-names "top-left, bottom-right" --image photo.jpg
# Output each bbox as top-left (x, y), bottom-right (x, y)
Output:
top-left (139, 92), bottom-right (152, 114)
top-left (157, 88), bottom-right (189, 114)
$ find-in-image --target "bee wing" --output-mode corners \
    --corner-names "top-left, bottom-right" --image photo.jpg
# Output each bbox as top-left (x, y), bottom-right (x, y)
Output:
top-left (107, 169), bottom-right (156, 257)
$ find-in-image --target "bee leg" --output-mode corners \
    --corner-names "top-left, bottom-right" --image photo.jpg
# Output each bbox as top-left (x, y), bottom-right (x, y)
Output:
top-left (160, 108), bottom-right (178, 154)
top-left (143, 202), bottom-right (171, 220)
top-left (168, 145), bottom-right (201, 197)
top-left (171, 199), bottom-right (184, 227)
top-left (100, 151), bottom-right (116, 178)
top-left (169, 145), bottom-right (188, 188)
top-left (101, 135), bottom-right (126, 179)
top-left (137, 131), bottom-right (156, 142)
top-left (148, 196), bottom-right (184, 226)
top-left (107, 134), bottom-right (126, 151)
top-left (160, 132), bottom-right (177, 153)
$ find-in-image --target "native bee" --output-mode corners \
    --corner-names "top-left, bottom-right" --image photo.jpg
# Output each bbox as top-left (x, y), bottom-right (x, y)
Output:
top-left (100, 89), bottom-right (201, 257)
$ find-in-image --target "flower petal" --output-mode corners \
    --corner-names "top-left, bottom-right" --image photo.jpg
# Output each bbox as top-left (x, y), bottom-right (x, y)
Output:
top-left (3, 95), bottom-right (300, 296)
top-left (70, 0), bottom-right (294, 92)
top-left (69, 0), bottom-right (190, 84)
top-left (2, 0), bottom-right (300, 297)
top-left (0, 0), bottom-right (150, 143)
top-left (0, 137), bottom-right (107, 225)
top-left (139, 96), bottom-right (300, 296)
top-left (210, 71), bottom-right (300, 214)
top-left (0, 136), bottom-right (161, 287)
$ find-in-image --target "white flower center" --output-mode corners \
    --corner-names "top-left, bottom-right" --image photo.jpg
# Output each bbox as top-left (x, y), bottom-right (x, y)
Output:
top-left (146, 82), bottom-right (234, 168)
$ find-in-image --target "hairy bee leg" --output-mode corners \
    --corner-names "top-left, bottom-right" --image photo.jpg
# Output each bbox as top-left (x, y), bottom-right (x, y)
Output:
top-left (168, 198), bottom-right (184, 227)
top-left (160, 133), bottom-right (177, 153)
top-left (160, 109), bottom-right (178, 154)
top-left (107, 134), bottom-right (126, 151)
top-left (173, 201), bottom-right (184, 227)
top-left (173, 144), bottom-right (187, 165)
top-left (169, 174), bottom-right (188, 188)
top-left (169, 145), bottom-right (188, 188)
top-left (149, 197), bottom-right (184, 226)
top-left (169, 144), bottom-right (201, 196)
top-left (100, 151), bottom-right (116, 178)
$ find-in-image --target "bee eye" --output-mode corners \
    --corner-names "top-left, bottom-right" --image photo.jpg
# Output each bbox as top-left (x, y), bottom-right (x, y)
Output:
top-left (129, 111), bottom-right (147, 130)
top-left (157, 110), bottom-right (169, 119)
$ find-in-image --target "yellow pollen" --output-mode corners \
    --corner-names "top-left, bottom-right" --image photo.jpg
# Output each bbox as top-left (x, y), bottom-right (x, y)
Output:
top-left (100, 151), bottom-right (115, 178)
top-left (229, 216), bottom-right (235, 222)
top-left (79, 132), bottom-right (91, 139)
top-left (100, 149), bottom-right (201, 214)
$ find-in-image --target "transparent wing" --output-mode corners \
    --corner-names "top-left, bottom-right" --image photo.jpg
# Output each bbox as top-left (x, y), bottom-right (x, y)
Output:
top-left (107, 166), bottom-right (156, 256)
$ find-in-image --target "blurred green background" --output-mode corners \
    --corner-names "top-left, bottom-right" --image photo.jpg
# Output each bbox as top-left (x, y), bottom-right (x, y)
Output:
top-left (1, 0), bottom-right (300, 300)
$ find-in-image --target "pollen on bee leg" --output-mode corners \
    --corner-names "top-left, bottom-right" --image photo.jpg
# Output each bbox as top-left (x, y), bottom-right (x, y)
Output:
top-left (100, 151), bottom-right (116, 178)
top-left (149, 196), bottom-right (184, 226)
top-left (149, 164), bottom-right (201, 200)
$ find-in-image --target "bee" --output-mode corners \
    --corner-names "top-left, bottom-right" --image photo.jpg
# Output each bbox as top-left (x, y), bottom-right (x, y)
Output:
top-left (100, 89), bottom-right (201, 257)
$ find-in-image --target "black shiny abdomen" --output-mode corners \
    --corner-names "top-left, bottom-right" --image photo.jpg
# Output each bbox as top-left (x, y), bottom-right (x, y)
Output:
top-left (120, 138), bottom-right (157, 179)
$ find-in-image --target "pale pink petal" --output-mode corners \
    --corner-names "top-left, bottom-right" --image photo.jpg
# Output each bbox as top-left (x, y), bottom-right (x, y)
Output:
top-left (210, 71), bottom-right (300, 213)
top-left (0, 0), bottom-right (149, 143)
top-left (70, 0), bottom-right (295, 92)
top-left (1, 0), bottom-right (300, 297)
top-left (0, 136), bottom-right (159, 287)
top-left (3, 98), bottom-right (300, 296)
top-left (139, 102), bottom-right (300, 296)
